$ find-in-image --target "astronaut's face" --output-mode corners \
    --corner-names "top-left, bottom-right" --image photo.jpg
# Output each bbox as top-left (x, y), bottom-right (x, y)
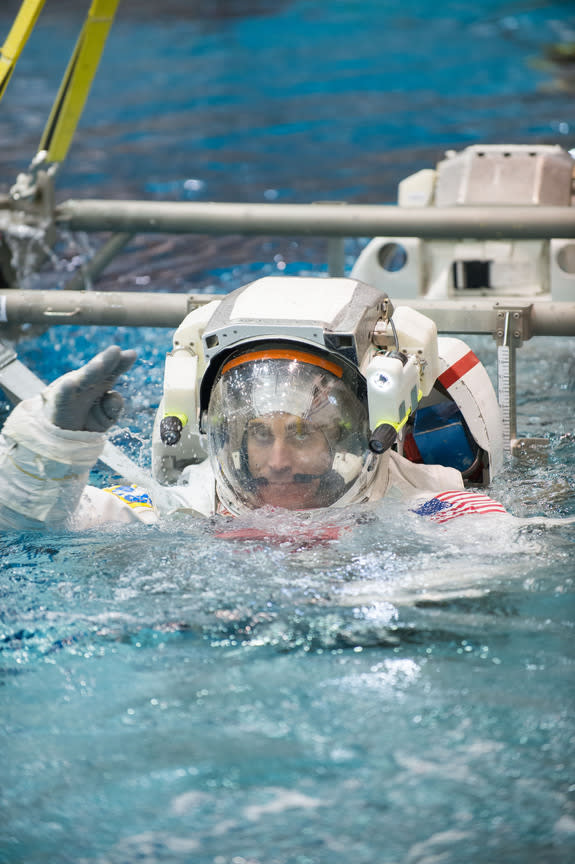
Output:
top-left (207, 350), bottom-right (371, 514)
top-left (246, 412), bottom-right (332, 509)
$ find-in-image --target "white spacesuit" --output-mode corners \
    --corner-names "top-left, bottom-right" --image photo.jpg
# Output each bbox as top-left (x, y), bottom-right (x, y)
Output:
top-left (0, 277), bottom-right (506, 530)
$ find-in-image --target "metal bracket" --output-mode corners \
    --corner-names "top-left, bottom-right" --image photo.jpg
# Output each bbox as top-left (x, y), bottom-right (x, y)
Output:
top-left (0, 166), bottom-right (59, 290)
top-left (371, 297), bottom-right (397, 349)
top-left (493, 301), bottom-right (548, 456)
top-left (10, 151), bottom-right (57, 211)
top-left (493, 301), bottom-right (534, 348)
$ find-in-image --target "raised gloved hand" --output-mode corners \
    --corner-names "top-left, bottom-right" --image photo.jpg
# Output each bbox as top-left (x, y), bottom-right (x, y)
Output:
top-left (43, 346), bottom-right (137, 432)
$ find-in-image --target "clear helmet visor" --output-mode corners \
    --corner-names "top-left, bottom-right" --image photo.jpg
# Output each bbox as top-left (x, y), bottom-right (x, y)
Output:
top-left (206, 348), bottom-right (371, 512)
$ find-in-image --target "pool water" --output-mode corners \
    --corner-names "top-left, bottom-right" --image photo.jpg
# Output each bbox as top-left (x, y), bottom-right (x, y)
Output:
top-left (1, 496), bottom-right (574, 863)
top-left (1, 2), bottom-right (575, 863)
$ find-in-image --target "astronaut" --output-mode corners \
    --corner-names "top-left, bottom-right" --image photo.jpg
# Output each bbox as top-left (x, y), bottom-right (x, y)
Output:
top-left (0, 276), bottom-right (506, 530)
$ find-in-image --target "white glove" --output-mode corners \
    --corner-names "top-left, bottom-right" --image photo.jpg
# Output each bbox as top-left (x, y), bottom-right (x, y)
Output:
top-left (43, 345), bottom-right (137, 432)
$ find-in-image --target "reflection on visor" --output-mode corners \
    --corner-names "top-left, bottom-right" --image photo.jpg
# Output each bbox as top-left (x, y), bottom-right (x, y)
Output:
top-left (207, 350), bottom-right (371, 513)
top-left (222, 348), bottom-right (344, 378)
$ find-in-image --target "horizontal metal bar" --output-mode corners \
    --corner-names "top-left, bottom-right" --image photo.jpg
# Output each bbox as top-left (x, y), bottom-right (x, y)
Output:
top-left (0, 290), bottom-right (199, 327)
top-left (54, 200), bottom-right (575, 239)
top-left (530, 302), bottom-right (575, 337)
top-left (2, 290), bottom-right (574, 336)
top-left (406, 299), bottom-right (575, 337)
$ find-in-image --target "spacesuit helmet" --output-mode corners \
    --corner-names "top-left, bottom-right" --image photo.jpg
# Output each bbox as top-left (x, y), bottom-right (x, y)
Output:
top-left (206, 342), bottom-right (373, 512)
top-left (156, 274), bottom-right (502, 505)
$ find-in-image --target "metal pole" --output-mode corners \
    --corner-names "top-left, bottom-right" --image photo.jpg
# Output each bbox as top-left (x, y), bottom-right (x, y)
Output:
top-left (0, 290), bottom-right (201, 328)
top-left (54, 200), bottom-right (575, 239)
top-left (64, 232), bottom-right (134, 291)
top-left (406, 299), bottom-right (575, 336)
top-left (0, 338), bottom-right (46, 403)
top-left (327, 238), bottom-right (346, 276)
top-left (529, 302), bottom-right (575, 337)
top-left (1, 291), bottom-right (575, 333)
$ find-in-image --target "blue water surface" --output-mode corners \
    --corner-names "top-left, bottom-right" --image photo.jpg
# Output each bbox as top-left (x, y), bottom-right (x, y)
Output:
top-left (1, 1), bottom-right (574, 863)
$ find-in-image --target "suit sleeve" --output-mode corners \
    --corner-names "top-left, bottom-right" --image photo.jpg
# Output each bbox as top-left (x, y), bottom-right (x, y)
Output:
top-left (0, 394), bottom-right (106, 530)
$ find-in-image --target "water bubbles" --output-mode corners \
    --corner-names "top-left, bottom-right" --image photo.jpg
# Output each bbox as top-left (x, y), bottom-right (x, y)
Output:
top-left (500, 16), bottom-right (519, 32)
top-left (183, 178), bottom-right (204, 194)
top-left (145, 178), bottom-right (206, 199)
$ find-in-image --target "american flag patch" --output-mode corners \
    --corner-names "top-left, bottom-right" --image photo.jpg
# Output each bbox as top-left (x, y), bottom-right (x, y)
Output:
top-left (413, 490), bottom-right (507, 523)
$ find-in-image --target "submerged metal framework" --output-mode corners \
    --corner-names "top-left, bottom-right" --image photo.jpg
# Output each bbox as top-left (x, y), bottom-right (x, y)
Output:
top-left (0, 0), bottom-right (574, 460)
top-left (1, 174), bottom-right (574, 458)
top-left (0, 170), bottom-right (575, 462)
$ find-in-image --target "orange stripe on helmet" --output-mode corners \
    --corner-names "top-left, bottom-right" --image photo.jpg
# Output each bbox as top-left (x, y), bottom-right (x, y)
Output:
top-left (222, 348), bottom-right (343, 378)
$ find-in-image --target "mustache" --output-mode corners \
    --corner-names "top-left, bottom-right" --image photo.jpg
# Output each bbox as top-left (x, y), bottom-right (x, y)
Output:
top-left (245, 473), bottom-right (326, 490)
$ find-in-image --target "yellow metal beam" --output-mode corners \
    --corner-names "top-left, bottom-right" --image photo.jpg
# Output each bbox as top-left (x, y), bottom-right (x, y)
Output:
top-left (0, 0), bottom-right (46, 101)
top-left (39, 0), bottom-right (121, 164)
